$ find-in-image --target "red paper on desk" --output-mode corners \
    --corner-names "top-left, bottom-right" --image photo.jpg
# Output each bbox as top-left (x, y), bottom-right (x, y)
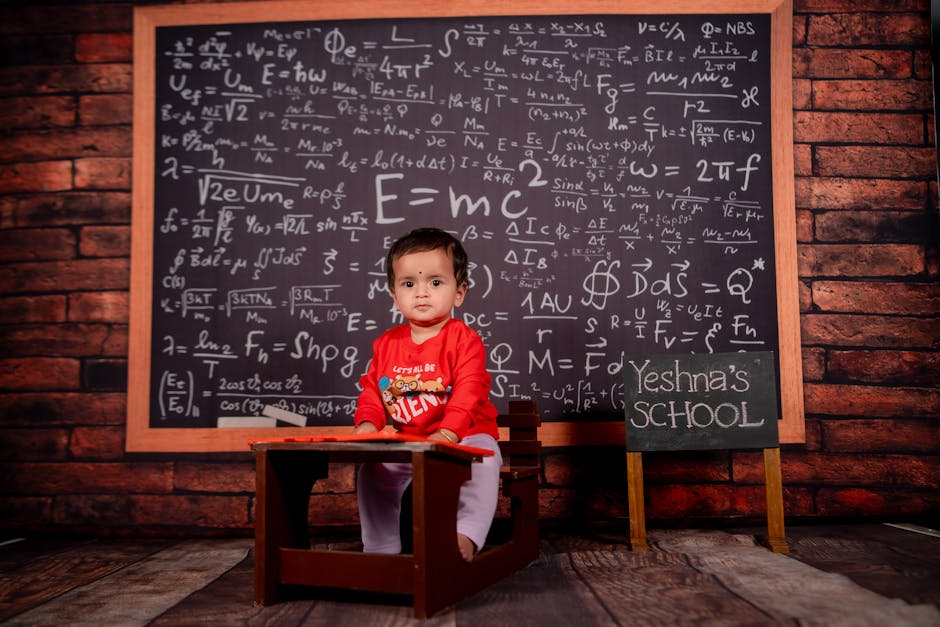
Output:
top-left (250, 431), bottom-right (494, 457)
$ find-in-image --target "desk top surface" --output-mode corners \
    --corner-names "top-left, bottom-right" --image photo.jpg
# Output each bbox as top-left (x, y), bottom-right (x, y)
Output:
top-left (250, 436), bottom-right (490, 462)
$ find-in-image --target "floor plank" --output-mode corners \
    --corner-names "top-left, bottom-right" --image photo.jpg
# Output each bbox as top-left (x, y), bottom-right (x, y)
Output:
top-left (0, 538), bottom-right (171, 622)
top-left (1, 526), bottom-right (938, 626)
top-left (4, 540), bottom-right (248, 626)
top-left (786, 524), bottom-right (940, 606)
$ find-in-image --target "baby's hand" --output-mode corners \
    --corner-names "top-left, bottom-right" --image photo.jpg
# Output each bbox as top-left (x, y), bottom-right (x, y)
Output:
top-left (428, 428), bottom-right (458, 443)
top-left (353, 422), bottom-right (378, 434)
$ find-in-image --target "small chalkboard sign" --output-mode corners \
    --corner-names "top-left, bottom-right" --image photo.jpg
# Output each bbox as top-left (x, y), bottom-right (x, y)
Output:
top-left (623, 351), bottom-right (779, 451)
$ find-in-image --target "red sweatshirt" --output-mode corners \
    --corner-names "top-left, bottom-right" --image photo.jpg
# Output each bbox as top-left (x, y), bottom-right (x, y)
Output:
top-left (354, 319), bottom-right (499, 440)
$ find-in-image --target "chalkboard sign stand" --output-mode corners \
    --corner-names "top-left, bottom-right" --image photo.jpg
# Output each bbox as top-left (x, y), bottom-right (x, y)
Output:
top-left (626, 448), bottom-right (789, 554)
top-left (762, 446), bottom-right (788, 553)
top-left (626, 451), bottom-right (648, 551)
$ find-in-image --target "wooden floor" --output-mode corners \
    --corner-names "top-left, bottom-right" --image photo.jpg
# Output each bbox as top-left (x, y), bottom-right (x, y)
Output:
top-left (1, 523), bottom-right (939, 625)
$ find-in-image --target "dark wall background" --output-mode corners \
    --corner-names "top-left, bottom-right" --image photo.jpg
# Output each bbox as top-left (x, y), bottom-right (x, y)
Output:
top-left (0, 0), bottom-right (937, 536)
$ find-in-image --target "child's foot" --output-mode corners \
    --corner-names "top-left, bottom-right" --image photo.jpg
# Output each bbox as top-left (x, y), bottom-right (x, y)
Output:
top-left (458, 533), bottom-right (476, 562)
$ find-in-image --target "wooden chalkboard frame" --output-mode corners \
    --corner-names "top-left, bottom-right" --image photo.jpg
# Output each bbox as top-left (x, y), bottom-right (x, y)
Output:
top-left (128, 0), bottom-right (801, 452)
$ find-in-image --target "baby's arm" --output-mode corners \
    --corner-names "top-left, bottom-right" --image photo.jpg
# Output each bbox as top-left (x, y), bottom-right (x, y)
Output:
top-left (353, 420), bottom-right (379, 434)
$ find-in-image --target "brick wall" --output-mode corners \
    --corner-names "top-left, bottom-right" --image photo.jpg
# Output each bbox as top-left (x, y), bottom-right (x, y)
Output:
top-left (0, 0), bottom-right (937, 536)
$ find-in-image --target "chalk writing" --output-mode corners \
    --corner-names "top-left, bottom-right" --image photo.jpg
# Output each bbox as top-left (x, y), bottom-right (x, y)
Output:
top-left (624, 351), bottom-right (779, 451)
top-left (149, 14), bottom-right (776, 428)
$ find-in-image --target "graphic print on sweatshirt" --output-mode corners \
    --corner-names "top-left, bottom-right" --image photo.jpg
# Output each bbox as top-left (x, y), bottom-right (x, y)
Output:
top-left (378, 366), bottom-right (452, 425)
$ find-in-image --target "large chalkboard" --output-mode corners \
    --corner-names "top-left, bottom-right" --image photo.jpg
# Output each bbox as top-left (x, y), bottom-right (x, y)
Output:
top-left (128, 0), bottom-right (802, 452)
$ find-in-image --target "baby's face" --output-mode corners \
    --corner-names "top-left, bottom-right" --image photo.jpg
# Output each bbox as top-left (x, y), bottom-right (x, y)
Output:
top-left (389, 248), bottom-right (467, 333)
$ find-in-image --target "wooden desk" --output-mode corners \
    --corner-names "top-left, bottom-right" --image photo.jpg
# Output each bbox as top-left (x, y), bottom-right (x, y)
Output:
top-left (252, 437), bottom-right (538, 618)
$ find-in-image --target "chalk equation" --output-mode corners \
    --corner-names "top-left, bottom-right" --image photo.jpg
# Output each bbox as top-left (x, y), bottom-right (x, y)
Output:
top-left (149, 13), bottom-right (777, 428)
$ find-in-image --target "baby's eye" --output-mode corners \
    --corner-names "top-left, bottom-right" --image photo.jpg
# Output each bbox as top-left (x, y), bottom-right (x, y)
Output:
top-left (431, 279), bottom-right (443, 287)
top-left (402, 280), bottom-right (414, 288)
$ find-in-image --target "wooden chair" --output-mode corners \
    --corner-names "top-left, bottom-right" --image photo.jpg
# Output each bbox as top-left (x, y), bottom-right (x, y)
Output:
top-left (252, 399), bottom-right (541, 618)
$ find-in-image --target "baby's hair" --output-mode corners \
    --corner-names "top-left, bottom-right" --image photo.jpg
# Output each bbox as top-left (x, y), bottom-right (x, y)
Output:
top-left (386, 227), bottom-right (469, 287)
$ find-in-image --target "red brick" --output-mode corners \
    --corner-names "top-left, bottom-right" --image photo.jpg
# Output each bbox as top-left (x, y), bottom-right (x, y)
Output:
top-left (174, 462), bottom-right (255, 494)
top-left (131, 495), bottom-right (250, 528)
top-left (802, 347), bottom-right (826, 381)
top-left (801, 314), bottom-right (939, 348)
top-left (0, 392), bottom-right (125, 426)
top-left (67, 291), bottom-right (128, 322)
top-left (543, 449), bottom-right (622, 486)
top-left (52, 495), bottom-right (131, 528)
top-left (312, 463), bottom-right (356, 494)
top-left (0, 323), bottom-right (113, 357)
top-left (794, 112), bottom-right (923, 144)
top-left (642, 450), bottom-right (731, 483)
top-left (799, 244), bottom-right (924, 277)
top-left (83, 358), bottom-right (126, 390)
top-left (0, 192), bottom-right (130, 228)
top-left (828, 349), bottom-right (940, 385)
top-left (793, 144), bottom-right (812, 176)
top-left (2, 461), bottom-right (172, 495)
top-left (796, 209), bottom-right (813, 242)
top-left (0, 161), bottom-right (71, 194)
top-left (1, 34), bottom-right (74, 66)
top-left (816, 146), bottom-right (936, 179)
top-left (0, 258), bottom-right (128, 293)
top-left (0, 64), bottom-right (131, 98)
top-left (69, 426), bottom-right (125, 459)
top-left (0, 4), bottom-right (131, 34)
top-left (79, 94), bottom-right (132, 126)
top-left (793, 48), bottom-right (913, 79)
top-left (812, 79), bottom-right (932, 111)
top-left (537, 488), bottom-right (573, 519)
top-left (799, 278), bottom-right (813, 312)
top-left (0, 96), bottom-right (76, 129)
top-left (0, 127), bottom-right (131, 162)
top-left (793, 14), bottom-right (807, 45)
top-left (914, 49), bottom-right (932, 79)
top-left (815, 210), bottom-right (936, 243)
top-left (792, 78), bottom-right (812, 109)
top-left (803, 383), bottom-right (940, 418)
top-left (744, 451), bottom-right (937, 487)
top-left (74, 158), bottom-right (130, 191)
top-left (795, 177), bottom-right (927, 210)
top-left (816, 487), bottom-right (937, 517)
top-left (100, 324), bottom-right (127, 355)
top-left (76, 33), bottom-right (132, 63)
top-left (0, 295), bottom-right (66, 323)
top-left (796, 1), bottom-right (928, 12)
top-left (0, 358), bottom-right (80, 390)
top-left (729, 451), bottom-right (773, 483)
top-left (807, 13), bottom-right (928, 46)
top-left (305, 493), bottom-right (360, 526)
top-left (1, 498), bottom-right (53, 529)
top-left (645, 484), bottom-right (769, 518)
top-left (813, 281), bottom-right (939, 314)
top-left (0, 228), bottom-right (75, 262)
top-left (799, 418), bottom-right (824, 451)
top-left (0, 428), bottom-right (69, 460)
top-left (79, 225), bottom-right (130, 257)
top-left (821, 418), bottom-right (939, 453)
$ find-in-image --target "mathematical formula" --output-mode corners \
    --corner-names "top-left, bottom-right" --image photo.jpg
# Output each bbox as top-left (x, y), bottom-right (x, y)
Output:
top-left (149, 13), bottom-right (777, 428)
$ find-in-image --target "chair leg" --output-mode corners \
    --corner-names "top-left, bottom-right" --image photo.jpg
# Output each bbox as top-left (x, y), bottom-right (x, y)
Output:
top-left (507, 477), bottom-right (540, 564)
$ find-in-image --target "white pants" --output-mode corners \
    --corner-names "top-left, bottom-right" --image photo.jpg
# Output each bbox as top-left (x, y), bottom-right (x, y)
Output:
top-left (357, 433), bottom-right (503, 554)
